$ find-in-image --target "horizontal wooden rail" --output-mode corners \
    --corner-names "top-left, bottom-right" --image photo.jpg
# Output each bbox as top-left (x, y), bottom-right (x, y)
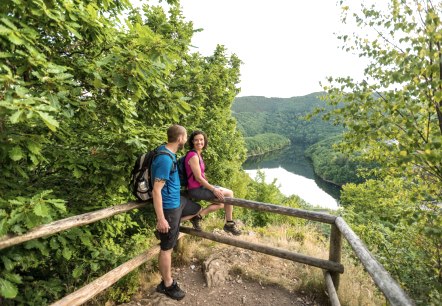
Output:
top-left (335, 217), bottom-right (415, 306)
top-left (0, 197), bottom-right (415, 306)
top-left (0, 202), bottom-right (148, 250)
top-left (216, 197), bottom-right (337, 224)
top-left (324, 271), bottom-right (340, 306)
top-left (180, 226), bottom-right (344, 273)
top-left (50, 244), bottom-right (161, 306)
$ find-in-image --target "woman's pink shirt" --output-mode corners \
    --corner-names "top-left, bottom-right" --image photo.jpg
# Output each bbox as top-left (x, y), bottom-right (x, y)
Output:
top-left (185, 151), bottom-right (205, 190)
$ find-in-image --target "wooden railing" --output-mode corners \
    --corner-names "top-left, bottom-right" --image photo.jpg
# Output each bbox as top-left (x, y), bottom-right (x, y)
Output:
top-left (0, 198), bottom-right (415, 306)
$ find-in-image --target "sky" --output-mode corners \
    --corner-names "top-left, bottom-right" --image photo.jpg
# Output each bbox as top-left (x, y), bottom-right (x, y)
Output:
top-left (135, 0), bottom-right (367, 98)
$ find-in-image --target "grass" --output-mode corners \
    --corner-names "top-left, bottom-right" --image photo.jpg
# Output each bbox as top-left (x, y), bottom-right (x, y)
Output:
top-left (175, 218), bottom-right (385, 306)
top-left (100, 216), bottom-right (385, 305)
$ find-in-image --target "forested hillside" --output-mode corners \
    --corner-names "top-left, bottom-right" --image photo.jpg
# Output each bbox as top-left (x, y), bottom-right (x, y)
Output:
top-left (304, 136), bottom-right (369, 186)
top-left (232, 93), bottom-right (357, 185)
top-left (232, 93), bottom-right (343, 145)
top-left (244, 133), bottom-right (290, 156)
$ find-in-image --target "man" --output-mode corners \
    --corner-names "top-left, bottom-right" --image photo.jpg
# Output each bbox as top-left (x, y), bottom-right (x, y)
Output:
top-left (151, 124), bottom-right (201, 301)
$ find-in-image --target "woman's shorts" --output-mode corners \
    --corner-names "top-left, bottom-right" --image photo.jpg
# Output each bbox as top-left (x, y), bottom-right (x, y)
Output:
top-left (158, 196), bottom-right (201, 251)
top-left (187, 187), bottom-right (217, 201)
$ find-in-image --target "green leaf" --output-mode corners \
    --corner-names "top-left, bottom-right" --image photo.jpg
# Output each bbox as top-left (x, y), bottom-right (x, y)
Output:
top-left (50, 201), bottom-right (66, 213)
top-left (62, 247), bottom-right (72, 260)
top-left (36, 111), bottom-right (59, 131)
top-left (15, 86), bottom-right (28, 97)
top-left (91, 262), bottom-right (99, 271)
top-left (178, 100), bottom-right (191, 112)
top-left (9, 146), bottom-right (23, 161)
top-left (72, 266), bottom-right (83, 278)
top-left (112, 74), bottom-right (128, 88)
top-left (0, 278), bottom-right (18, 298)
top-left (4, 272), bottom-right (22, 284)
top-left (27, 141), bottom-right (41, 154)
top-left (1, 256), bottom-right (14, 271)
top-left (33, 203), bottom-right (49, 217)
top-left (10, 110), bottom-right (24, 123)
top-left (79, 234), bottom-right (92, 247)
top-left (8, 33), bottom-right (24, 45)
top-left (73, 167), bottom-right (82, 178)
top-left (0, 52), bottom-right (13, 58)
top-left (49, 237), bottom-right (59, 250)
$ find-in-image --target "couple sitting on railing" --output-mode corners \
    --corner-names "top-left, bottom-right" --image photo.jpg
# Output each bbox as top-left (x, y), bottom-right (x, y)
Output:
top-left (151, 124), bottom-right (241, 301)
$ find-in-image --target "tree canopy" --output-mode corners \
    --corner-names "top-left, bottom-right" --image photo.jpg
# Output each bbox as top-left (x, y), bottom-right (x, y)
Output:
top-left (321, 1), bottom-right (442, 303)
top-left (0, 0), bottom-right (246, 303)
top-left (322, 0), bottom-right (442, 189)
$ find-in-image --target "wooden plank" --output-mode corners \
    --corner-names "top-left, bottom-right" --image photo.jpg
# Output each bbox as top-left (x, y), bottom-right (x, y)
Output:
top-left (324, 271), bottom-right (341, 306)
top-left (180, 226), bottom-right (344, 273)
top-left (0, 202), bottom-right (148, 250)
top-left (217, 197), bottom-right (337, 224)
top-left (328, 224), bottom-right (342, 289)
top-left (50, 245), bottom-right (160, 306)
top-left (335, 217), bottom-right (415, 306)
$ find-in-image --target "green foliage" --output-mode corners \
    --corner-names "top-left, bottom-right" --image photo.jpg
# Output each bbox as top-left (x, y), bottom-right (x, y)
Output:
top-left (0, 0), bottom-right (245, 304)
top-left (340, 178), bottom-right (441, 304)
top-left (239, 170), bottom-right (306, 227)
top-left (305, 135), bottom-right (373, 186)
top-left (320, 1), bottom-right (442, 304)
top-left (322, 0), bottom-right (442, 185)
top-left (232, 93), bottom-right (343, 145)
top-left (245, 133), bottom-right (290, 156)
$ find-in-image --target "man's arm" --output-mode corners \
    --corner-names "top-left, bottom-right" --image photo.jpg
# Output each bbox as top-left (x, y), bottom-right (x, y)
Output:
top-left (152, 179), bottom-right (170, 233)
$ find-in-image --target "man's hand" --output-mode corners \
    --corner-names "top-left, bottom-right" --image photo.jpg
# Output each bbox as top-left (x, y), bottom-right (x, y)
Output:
top-left (156, 218), bottom-right (170, 233)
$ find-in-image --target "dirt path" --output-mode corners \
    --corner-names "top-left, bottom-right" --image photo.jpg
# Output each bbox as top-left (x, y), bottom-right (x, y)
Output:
top-left (118, 244), bottom-right (326, 306)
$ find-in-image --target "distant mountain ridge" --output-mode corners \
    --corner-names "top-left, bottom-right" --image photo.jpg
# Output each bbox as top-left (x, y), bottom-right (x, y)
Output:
top-left (232, 92), bottom-right (327, 114)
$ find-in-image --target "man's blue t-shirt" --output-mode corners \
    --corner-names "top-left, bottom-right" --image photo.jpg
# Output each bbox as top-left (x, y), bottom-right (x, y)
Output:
top-left (151, 145), bottom-right (180, 209)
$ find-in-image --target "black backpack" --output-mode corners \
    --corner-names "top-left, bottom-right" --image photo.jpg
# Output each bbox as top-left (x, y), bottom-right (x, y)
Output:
top-left (177, 149), bottom-right (201, 187)
top-left (129, 147), bottom-right (175, 201)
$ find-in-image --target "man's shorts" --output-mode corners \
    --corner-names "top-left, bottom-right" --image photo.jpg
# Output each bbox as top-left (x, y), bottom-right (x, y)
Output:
top-left (187, 187), bottom-right (218, 201)
top-left (158, 196), bottom-right (201, 251)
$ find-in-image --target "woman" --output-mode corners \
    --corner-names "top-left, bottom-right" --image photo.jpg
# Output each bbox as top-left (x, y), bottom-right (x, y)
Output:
top-left (185, 130), bottom-right (241, 235)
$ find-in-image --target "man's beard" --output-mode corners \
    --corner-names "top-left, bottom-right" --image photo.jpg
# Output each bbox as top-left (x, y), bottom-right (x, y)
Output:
top-left (178, 142), bottom-right (185, 150)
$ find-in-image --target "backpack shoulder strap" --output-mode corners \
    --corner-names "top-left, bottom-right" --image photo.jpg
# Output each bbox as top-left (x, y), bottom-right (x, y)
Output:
top-left (154, 148), bottom-right (176, 172)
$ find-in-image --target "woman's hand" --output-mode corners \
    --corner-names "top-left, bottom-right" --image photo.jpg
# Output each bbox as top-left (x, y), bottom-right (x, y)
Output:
top-left (213, 187), bottom-right (224, 201)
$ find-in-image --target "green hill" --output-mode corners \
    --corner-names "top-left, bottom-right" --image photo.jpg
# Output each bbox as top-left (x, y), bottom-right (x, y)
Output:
top-left (232, 92), bottom-right (343, 145)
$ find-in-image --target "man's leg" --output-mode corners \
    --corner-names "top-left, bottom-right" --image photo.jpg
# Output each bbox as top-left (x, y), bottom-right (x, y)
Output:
top-left (156, 205), bottom-right (186, 300)
top-left (180, 196), bottom-right (202, 221)
top-left (158, 249), bottom-right (173, 287)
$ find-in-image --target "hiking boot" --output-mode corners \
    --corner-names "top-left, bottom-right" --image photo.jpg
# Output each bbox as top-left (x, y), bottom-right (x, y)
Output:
top-left (223, 221), bottom-right (241, 235)
top-left (190, 214), bottom-right (203, 231)
top-left (156, 279), bottom-right (185, 300)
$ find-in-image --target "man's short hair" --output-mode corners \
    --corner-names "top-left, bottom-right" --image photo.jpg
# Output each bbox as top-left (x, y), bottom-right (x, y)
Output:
top-left (167, 124), bottom-right (186, 142)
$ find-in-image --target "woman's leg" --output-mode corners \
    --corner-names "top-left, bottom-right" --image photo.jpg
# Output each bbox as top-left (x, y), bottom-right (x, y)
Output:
top-left (199, 203), bottom-right (223, 217)
top-left (217, 187), bottom-right (234, 221)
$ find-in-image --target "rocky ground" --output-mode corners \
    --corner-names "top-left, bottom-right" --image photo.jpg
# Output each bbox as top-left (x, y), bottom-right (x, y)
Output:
top-left (118, 233), bottom-right (327, 306)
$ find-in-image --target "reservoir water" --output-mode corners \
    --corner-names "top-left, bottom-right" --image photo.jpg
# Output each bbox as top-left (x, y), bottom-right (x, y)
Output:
top-left (243, 144), bottom-right (341, 210)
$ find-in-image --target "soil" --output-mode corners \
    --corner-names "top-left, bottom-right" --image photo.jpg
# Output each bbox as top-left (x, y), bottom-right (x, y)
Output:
top-left (118, 236), bottom-right (327, 306)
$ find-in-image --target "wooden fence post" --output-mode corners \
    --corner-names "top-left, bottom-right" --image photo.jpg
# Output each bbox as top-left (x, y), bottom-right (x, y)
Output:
top-left (329, 224), bottom-right (342, 290)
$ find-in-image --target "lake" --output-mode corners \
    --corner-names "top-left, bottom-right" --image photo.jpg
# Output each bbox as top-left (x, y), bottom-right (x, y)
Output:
top-left (243, 144), bottom-right (341, 210)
